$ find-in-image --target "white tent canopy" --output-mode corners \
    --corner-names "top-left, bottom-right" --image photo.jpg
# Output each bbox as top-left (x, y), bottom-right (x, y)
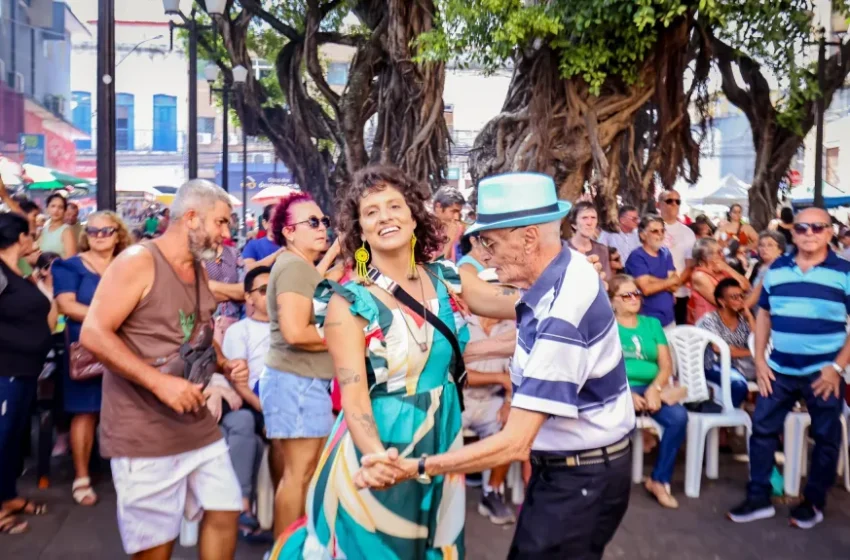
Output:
top-left (684, 174), bottom-right (750, 213)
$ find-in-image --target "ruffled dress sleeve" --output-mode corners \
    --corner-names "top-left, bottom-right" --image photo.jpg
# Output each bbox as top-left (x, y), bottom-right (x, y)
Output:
top-left (314, 279), bottom-right (392, 388)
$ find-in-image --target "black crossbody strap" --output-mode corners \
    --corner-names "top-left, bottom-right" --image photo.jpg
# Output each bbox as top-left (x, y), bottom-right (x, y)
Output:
top-left (392, 285), bottom-right (468, 396)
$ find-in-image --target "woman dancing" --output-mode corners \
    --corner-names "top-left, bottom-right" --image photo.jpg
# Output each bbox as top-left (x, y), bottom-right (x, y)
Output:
top-left (273, 166), bottom-right (523, 559)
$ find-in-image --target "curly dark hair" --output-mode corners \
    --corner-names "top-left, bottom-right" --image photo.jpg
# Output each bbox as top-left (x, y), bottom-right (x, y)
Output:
top-left (337, 165), bottom-right (446, 264)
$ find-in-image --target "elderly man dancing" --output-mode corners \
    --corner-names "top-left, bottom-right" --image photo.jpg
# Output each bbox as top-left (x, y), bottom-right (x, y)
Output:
top-left (360, 172), bottom-right (635, 559)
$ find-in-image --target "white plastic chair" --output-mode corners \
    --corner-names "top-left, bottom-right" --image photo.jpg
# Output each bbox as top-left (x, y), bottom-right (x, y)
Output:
top-left (783, 406), bottom-right (850, 496)
top-left (631, 415), bottom-right (664, 484)
top-left (667, 326), bottom-right (752, 498)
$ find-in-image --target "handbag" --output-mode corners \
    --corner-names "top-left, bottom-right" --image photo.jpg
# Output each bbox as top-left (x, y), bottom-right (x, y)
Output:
top-left (67, 334), bottom-right (108, 381)
top-left (154, 260), bottom-right (217, 389)
top-left (392, 283), bottom-right (467, 411)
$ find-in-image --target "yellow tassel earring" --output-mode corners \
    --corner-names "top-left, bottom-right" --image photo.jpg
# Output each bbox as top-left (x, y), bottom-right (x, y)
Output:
top-left (408, 234), bottom-right (419, 279)
top-left (354, 241), bottom-right (370, 281)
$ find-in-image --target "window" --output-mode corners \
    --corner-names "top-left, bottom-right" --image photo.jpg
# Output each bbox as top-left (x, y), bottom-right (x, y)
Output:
top-left (72, 91), bottom-right (91, 150)
top-left (152, 94), bottom-right (177, 151)
top-left (198, 117), bottom-right (215, 134)
top-left (327, 62), bottom-right (348, 86)
top-left (827, 147), bottom-right (839, 187)
top-left (116, 93), bottom-right (135, 150)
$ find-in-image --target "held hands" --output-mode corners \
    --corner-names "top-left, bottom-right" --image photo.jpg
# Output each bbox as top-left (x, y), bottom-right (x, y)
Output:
top-left (354, 448), bottom-right (418, 490)
top-left (223, 359), bottom-right (250, 389)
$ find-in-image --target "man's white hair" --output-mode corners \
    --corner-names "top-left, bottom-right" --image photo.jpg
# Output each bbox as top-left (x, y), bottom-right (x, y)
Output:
top-left (171, 179), bottom-right (232, 219)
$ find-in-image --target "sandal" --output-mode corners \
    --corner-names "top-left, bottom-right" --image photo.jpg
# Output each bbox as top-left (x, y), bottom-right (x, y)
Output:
top-left (7, 498), bottom-right (48, 516)
top-left (0, 512), bottom-right (28, 535)
top-left (72, 477), bottom-right (98, 506)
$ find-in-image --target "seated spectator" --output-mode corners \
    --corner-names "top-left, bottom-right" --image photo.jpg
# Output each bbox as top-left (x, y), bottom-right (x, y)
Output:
top-left (609, 246), bottom-right (624, 275)
top-left (695, 278), bottom-right (753, 408)
top-left (220, 266), bottom-right (271, 540)
top-left (567, 201), bottom-right (611, 279)
top-left (206, 242), bottom-right (245, 345)
top-left (0, 212), bottom-right (57, 534)
top-left (689, 238), bottom-right (750, 324)
top-left (625, 215), bottom-right (679, 329)
top-left (462, 268), bottom-right (517, 525)
top-left (610, 274), bottom-right (687, 509)
top-left (242, 205), bottom-right (283, 270)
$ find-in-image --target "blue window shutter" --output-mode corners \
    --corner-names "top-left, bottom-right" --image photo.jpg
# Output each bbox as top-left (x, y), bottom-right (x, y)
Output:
top-left (153, 94), bottom-right (177, 151)
top-left (72, 91), bottom-right (91, 150)
top-left (116, 93), bottom-right (135, 150)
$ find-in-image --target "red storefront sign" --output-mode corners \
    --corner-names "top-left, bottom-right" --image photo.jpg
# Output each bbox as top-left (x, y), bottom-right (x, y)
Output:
top-left (75, 158), bottom-right (97, 179)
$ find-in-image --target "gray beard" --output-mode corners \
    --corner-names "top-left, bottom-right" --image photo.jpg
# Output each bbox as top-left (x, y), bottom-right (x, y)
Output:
top-left (188, 230), bottom-right (217, 261)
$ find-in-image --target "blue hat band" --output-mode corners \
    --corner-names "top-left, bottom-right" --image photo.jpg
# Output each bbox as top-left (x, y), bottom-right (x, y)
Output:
top-left (475, 202), bottom-right (562, 225)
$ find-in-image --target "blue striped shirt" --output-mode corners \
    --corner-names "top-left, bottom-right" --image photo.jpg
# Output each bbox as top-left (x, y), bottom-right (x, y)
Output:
top-left (512, 244), bottom-right (635, 452)
top-left (759, 250), bottom-right (850, 375)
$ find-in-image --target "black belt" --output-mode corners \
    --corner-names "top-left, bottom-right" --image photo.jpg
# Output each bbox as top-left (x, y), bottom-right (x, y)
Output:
top-left (530, 437), bottom-right (631, 468)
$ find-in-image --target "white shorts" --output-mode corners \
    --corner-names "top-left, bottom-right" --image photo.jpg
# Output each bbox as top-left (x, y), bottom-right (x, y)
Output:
top-left (461, 395), bottom-right (504, 439)
top-left (110, 439), bottom-right (242, 554)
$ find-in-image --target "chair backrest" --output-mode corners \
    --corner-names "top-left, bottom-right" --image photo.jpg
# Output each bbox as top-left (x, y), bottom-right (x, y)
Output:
top-left (667, 325), bottom-right (734, 410)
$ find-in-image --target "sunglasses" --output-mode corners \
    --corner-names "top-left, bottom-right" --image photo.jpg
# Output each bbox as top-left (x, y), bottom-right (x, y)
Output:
top-left (85, 226), bottom-right (117, 238)
top-left (793, 222), bottom-right (830, 235)
top-left (248, 284), bottom-right (268, 296)
top-left (646, 227), bottom-right (666, 235)
top-left (664, 198), bottom-right (681, 206)
top-left (288, 216), bottom-right (331, 230)
top-left (617, 291), bottom-right (642, 301)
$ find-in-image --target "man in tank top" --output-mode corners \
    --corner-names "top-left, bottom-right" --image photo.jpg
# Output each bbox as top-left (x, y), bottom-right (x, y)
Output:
top-left (81, 179), bottom-right (246, 559)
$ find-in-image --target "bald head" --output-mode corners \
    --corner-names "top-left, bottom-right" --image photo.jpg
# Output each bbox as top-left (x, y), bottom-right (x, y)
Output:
top-left (795, 207), bottom-right (830, 224)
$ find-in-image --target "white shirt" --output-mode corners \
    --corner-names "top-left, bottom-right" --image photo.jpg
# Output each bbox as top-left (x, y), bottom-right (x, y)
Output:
top-left (599, 229), bottom-right (641, 263)
top-left (512, 244), bottom-right (635, 452)
top-left (222, 317), bottom-right (271, 391)
top-left (664, 220), bottom-right (696, 298)
top-left (464, 314), bottom-right (514, 400)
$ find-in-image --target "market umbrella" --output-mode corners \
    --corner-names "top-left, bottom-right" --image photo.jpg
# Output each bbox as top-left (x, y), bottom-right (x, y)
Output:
top-left (22, 163), bottom-right (91, 191)
top-left (250, 184), bottom-right (299, 203)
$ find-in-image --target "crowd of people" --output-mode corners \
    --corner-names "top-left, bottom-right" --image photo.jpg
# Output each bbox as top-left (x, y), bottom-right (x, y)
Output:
top-left (1, 168), bottom-right (850, 559)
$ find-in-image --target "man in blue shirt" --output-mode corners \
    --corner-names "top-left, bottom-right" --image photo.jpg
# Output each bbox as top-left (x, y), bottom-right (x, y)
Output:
top-left (242, 204), bottom-right (282, 270)
top-left (625, 215), bottom-right (681, 328)
top-left (729, 207), bottom-right (850, 530)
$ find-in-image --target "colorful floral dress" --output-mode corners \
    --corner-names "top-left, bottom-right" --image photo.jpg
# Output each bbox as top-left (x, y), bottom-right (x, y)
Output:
top-left (272, 261), bottom-right (469, 560)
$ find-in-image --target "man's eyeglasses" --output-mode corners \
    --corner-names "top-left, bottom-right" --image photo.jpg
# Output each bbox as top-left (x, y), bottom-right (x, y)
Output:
top-left (85, 226), bottom-right (117, 238)
top-left (248, 284), bottom-right (268, 296)
top-left (646, 227), bottom-right (666, 236)
top-left (288, 216), bottom-right (331, 230)
top-left (617, 291), bottom-right (642, 301)
top-left (793, 222), bottom-right (830, 235)
top-left (724, 293), bottom-right (745, 301)
top-left (663, 198), bottom-right (681, 206)
top-left (478, 227), bottom-right (522, 253)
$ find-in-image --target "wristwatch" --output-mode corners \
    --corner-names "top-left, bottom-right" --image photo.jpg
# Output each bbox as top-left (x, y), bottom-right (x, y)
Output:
top-left (832, 362), bottom-right (845, 374)
top-left (417, 455), bottom-right (431, 484)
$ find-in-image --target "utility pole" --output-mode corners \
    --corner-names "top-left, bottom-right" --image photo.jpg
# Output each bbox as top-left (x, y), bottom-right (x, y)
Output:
top-left (811, 27), bottom-right (842, 209)
top-left (96, 0), bottom-right (116, 211)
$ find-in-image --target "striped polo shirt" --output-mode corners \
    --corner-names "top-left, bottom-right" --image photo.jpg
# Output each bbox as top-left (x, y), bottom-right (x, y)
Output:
top-left (511, 243), bottom-right (635, 453)
top-left (759, 250), bottom-right (850, 376)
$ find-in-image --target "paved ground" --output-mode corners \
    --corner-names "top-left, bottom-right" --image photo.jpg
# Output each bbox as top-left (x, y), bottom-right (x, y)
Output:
top-left (6, 453), bottom-right (850, 559)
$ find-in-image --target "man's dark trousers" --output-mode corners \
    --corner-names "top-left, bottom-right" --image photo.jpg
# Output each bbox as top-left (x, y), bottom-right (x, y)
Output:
top-left (747, 371), bottom-right (846, 509)
top-left (508, 450), bottom-right (631, 559)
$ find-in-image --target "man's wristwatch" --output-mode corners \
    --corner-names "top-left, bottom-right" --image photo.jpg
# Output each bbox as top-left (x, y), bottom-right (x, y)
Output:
top-left (417, 455), bottom-right (431, 484)
top-left (832, 362), bottom-right (845, 374)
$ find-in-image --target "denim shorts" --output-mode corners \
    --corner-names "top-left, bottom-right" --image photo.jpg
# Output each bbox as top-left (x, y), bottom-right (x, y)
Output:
top-left (259, 367), bottom-right (333, 439)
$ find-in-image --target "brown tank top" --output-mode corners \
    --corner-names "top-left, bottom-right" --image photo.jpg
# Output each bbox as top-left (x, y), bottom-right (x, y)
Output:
top-left (99, 241), bottom-right (222, 459)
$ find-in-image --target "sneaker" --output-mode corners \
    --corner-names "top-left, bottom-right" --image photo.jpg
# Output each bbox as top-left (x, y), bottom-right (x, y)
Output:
top-left (465, 472), bottom-right (482, 488)
top-left (477, 491), bottom-right (516, 525)
top-left (727, 498), bottom-right (776, 523)
top-left (789, 500), bottom-right (823, 529)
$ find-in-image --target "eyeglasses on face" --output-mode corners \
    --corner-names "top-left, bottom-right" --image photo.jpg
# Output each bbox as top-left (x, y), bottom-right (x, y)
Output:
top-left (617, 291), bottom-right (642, 301)
top-left (723, 292), bottom-right (745, 301)
top-left (85, 226), bottom-right (117, 238)
top-left (663, 198), bottom-right (681, 206)
top-left (288, 216), bottom-right (331, 230)
top-left (248, 284), bottom-right (268, 296)
top-left (792, 222), bottom-right (830, 235)
top-left (646, 227), bottom-right (666, 236)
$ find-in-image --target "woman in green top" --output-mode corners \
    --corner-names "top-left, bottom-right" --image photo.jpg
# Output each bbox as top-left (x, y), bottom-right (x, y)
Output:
top-left (610, 274), bottom-right (688, 509)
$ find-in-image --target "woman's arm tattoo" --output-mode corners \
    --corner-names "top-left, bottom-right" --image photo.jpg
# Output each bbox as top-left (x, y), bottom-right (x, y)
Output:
top-left (338, 367), bottom-right (361, 387)
top-left (351, 412), bottom-right (378, 437)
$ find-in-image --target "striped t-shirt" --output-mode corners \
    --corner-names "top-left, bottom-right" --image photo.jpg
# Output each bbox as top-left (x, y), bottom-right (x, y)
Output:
top-left (759, 250), bottom-right (850, 376)
top-left (511, 244), bottom-right (635, 453)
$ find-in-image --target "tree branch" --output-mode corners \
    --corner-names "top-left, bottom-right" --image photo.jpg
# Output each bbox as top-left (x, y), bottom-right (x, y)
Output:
top-left (321, 0), bottom-right (347, 17)
top-left (239, 0), bottom-right (299, 41)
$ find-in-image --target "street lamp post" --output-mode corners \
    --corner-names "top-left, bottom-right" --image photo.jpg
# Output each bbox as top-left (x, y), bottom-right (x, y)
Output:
top-left (806, 27), bottom-right (842, 209)
top-left (205, 63), bottom-right (248, 229)
top-left (96, 0), bottom-right (116, 211)
top-left (242, 112), bottom-right (248, 237)
top-left (163, 0), bottom-right (226, 180)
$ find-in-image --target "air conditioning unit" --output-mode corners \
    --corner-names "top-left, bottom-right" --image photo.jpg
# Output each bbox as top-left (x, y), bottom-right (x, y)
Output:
top-left (198, 132), bottom-right (213, 145)
top-left (13, 72), bottom-right (24, 93)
